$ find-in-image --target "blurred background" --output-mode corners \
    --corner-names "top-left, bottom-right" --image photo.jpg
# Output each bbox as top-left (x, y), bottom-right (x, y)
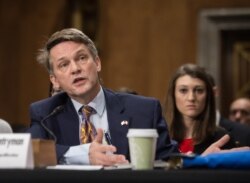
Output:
top-left (0, 0), bottom-right (249, 131)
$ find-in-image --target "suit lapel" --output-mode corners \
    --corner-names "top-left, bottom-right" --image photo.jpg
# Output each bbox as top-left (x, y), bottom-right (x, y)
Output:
top-left (104, 89), bottom-right (130, 156)
top-left (56, 98), bottom-right (80, 145)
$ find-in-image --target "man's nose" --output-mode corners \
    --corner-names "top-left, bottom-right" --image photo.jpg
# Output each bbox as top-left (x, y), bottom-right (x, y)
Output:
top-left (234, 111), bottom-right (242, 119)
top-left (70, 61), bottom-right (81, 73)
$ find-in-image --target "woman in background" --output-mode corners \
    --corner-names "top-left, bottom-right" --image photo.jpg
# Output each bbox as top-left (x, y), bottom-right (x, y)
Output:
top-left (164, 64), bottom-right (236, 155)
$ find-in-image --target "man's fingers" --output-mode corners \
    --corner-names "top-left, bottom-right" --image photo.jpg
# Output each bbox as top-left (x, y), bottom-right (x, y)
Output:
top-left (90, 142), bottom-right (117, 154)
top-left (91, 153), bottom-right (128, 166)
top-left (94, 128), bottom-right (104, 143)
top-left (89, 144), bottom-right (127, 165)
top-left (89, 128), bottom-right (128, 166)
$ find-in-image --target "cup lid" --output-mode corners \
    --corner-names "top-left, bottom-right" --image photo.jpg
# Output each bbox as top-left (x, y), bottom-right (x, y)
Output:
top-left (127, 129), bottom-right (159, 138)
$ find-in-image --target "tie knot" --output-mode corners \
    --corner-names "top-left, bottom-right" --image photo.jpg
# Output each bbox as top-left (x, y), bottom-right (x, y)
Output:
top-left (81, 105), bottom-right (94, 120)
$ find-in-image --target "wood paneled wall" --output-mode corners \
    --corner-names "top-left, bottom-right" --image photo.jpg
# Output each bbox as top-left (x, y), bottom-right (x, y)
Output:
top-left (0, 0), bottom-right (250, 129)
top-left (0, 0), bottom-right (67, 128)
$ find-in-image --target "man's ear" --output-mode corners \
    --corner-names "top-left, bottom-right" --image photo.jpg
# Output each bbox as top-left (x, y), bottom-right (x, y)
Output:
top-left (95, 57), bottom-right (101, 72)
top-left (50, 74), bottom-right (60, 89)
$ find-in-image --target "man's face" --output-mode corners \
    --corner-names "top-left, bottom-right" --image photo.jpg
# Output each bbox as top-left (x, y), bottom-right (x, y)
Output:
top-left (49, 41), bottom-right (101, 104)
top-left (229, 98), bottom-right (250, 125)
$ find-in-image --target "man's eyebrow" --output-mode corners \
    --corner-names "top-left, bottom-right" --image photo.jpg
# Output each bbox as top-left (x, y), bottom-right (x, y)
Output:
top-left (55, 49), bottom-right (88, 62)
top-left (76, 48), bottom-right (88, 54)
top-left (56, 57), bottom-right (67, 62)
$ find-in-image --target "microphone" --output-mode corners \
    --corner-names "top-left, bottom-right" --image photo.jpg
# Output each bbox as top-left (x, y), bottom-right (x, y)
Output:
top-left (0, 118), bottom-right (13, 133)
top-left (40, 105), bottom-right (64, 142)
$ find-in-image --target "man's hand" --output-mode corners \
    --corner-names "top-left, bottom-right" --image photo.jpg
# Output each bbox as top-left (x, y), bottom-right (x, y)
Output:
top-left (202, 134), bottom-right (250, 156)
top-left (89, 128), bottom-right (128, 165)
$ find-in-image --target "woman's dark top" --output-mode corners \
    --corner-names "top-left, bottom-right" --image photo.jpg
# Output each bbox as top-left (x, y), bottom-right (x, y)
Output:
top-left (194, 127), bottom-right (236, 154)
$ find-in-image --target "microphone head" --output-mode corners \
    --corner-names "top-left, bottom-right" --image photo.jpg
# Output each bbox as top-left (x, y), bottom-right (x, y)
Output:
top-left (0, 118), bottom-right (13, 133)
top-left (50, 105), bottom-right (64, 116)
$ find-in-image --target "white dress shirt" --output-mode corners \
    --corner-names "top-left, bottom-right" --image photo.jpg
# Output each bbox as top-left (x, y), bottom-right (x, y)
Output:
top-left (63, 88), bottom-right (109, 164)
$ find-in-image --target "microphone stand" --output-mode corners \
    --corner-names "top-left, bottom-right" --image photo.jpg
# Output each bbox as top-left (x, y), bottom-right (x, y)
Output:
top-left (40, 105), bottom-right (64, 143)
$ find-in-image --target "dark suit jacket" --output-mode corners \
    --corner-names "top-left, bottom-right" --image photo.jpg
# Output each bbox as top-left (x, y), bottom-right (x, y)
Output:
top-left (27, 88), bottom-right (178, 163)
top-left (219, 117), bottom-right (250, 147)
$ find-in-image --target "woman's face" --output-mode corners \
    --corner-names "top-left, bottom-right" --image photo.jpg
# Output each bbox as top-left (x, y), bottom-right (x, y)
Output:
top-left (175, 75), bottom-right (207, 120)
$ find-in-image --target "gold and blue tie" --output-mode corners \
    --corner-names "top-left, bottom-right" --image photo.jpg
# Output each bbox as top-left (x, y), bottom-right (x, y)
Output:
top-left (80, 106), bottom-right (96, 144)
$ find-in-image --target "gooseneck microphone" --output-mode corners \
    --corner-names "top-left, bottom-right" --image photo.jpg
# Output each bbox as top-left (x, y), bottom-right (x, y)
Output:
top-left (40, 105), bottom-right (64, 143)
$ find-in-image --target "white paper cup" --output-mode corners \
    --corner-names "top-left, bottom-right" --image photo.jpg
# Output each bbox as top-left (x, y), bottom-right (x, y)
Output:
top-left (127, 129), bottom-right (158, 170)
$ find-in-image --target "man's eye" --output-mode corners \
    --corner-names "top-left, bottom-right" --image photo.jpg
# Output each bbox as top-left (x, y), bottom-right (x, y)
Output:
top-left (79, 55), bottom-right (87, 61)
top-left (59, 62), bottom-right (68, 68)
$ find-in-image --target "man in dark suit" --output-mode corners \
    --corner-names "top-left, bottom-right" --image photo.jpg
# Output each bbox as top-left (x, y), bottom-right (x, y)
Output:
top-left (206, 71), bottom-right (250, 147)
top-left (219, 116), bottom-right (250, 147)
top-left (27, 28), bottom-right (178, 165)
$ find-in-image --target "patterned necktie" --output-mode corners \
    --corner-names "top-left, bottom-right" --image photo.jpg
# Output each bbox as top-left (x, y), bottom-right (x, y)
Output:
top-left (80, 105), bottom-right (97, 144)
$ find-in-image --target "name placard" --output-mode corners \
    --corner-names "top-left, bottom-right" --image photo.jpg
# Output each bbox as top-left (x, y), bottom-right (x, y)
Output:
top-left (0, 134), bottom-right (34, 169)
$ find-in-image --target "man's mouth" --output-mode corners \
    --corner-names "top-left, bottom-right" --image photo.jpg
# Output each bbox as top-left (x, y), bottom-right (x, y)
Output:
top-left (73, 77), bottom-right (86, 84)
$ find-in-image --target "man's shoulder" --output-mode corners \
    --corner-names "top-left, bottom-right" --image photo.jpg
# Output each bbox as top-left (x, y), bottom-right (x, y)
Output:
top-left (104, 88), bottom-right (159, 104)
top-left (30, 92), bottom-right (69, 112)
top-left (103, 88), bottom-right (162, 115)
top-left (220, 117), bottom-right (250, 146)
top-left (220, 117), bottom-right (250, 131)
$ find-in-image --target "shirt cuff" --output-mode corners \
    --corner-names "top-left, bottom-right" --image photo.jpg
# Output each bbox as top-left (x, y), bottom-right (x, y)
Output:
top-left (63, 143), bottom-right (91, 165)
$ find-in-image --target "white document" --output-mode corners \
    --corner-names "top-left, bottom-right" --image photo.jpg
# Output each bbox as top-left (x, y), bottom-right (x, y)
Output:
top-left (0, 134), bottom-right (34, 169)
top-left (47, 165), bottom-right (103, 170)
top-left (104, 163), bottom-right (133, 170)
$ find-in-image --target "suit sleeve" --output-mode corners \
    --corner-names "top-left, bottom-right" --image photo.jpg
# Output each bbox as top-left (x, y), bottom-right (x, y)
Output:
top-left (26, 104), bottom-right (70, 163)
top-left (153, 100), bottom-right (179, 160)
top-left (26, 104), bottom-right (47, 139)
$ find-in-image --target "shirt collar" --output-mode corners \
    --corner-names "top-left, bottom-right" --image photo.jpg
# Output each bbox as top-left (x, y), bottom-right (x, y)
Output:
top-left (71, 88), bottom-right (106, 116)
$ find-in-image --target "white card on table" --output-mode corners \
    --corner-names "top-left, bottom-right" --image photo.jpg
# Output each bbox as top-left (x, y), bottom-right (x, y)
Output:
top-left (0, 134), bottom-right (34, 169)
